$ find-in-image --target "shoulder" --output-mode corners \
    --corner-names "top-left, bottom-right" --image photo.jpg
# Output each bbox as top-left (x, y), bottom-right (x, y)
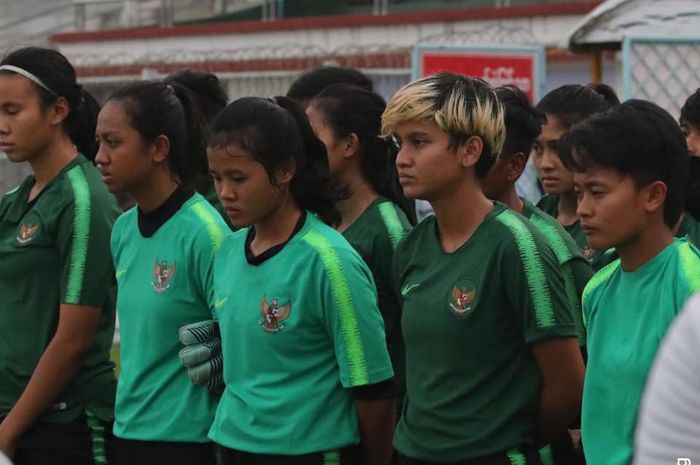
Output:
top-left (490, 205), bottom-right (551, 258)
top-left (675, 239), bottom-right (700, 293)
top-left (582, 258), bottom-right (621, 310)
top-left (180, 194), bottom-right (231, 253)
top-left (373, 200), bottom-right (412, 250)
top-left (394, 214), bottom-right (434, 261)
top-left (526, 204), bottom-right (581, 264)
top-left (536, 194), bottom-right (558, 216)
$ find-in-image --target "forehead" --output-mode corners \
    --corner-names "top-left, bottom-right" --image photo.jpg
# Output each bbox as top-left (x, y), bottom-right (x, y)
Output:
top-left (0, 73), bottom-right (41, 103)
top-left (538, 114), bottom-right (566, 140)
top-left (97, 100), bottom-right (131, 129)
top-left (393, 119), bottom-right (443, 137)
top-left (573, 165), bottom-right (623, 184)
top-left (207, 143), bottom-right (259, 168)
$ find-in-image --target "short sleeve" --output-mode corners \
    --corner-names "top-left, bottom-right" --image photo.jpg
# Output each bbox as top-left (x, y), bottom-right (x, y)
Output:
top-left (303, 231), bottom-right (394, 389)
top-left (58, 166), bottom-right (118, 307)
top-left (189, 201), bottom-right (229, 318)
top-left (497, 213), bottom-right (577, 344)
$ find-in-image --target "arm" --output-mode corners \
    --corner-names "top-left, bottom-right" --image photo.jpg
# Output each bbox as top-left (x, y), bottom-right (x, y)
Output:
top-left (0, 304), bottom-right (102, 458)
top-left (531, 337), bottom-right (585, 446)
top-left (355, 396), bottom-right (396, 465)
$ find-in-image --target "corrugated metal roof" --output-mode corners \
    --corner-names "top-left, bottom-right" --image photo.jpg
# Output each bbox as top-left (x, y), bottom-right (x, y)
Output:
top-left (567, 0), bottom-right (700, 50)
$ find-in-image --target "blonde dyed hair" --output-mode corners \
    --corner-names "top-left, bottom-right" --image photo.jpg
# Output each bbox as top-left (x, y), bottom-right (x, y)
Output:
top-left (382, 73), bottom-right (506, 175)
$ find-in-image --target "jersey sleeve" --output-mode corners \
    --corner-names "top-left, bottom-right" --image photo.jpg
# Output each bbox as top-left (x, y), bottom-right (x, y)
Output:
top-left (564, 257), bottom-right (594, 345)
top-left (304, 233), bottom-right (394, 389)
top-left (498, 214), bottom-right (578, 344)
top-left (190, 201), bottom-right (229, 318)
top-left (57, 167), bottom-right (118, 307)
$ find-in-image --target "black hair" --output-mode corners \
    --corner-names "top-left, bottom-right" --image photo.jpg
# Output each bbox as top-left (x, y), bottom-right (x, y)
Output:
top-left (107, 81), bottom-right (206, 185)
top-left (310, 84), bottom-right (416, 224)
top-left (496, 85), bottom-right (544, 158)
top-left (208, 96), bottom-right (341, 226)
top-left (680, 88), bottom-right (700, 127)
top-left (537, 83), bottom-right (619, 129)
top-left (164, 69), bottom-right (228, 124)
top-left (559, 99), bottom-right (688, 228)
top-left (0, 46), bottom-right (101, 160)
top-left (286, 67), bottom-right (373, 104)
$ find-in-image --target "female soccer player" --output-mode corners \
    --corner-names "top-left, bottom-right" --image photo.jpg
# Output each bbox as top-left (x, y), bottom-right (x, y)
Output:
top-left (94, 81), bottom-right (229, 465)
top-left (382, 73), bottom-right (584, 465)
top-left (0, 47), bottom-right (118, 464)
top-left (207, 96), bottom-right (395, 465)
top-left (533, 84), bottom-right (618, 269)
top-left (306, 84), bottom-right (413, 412)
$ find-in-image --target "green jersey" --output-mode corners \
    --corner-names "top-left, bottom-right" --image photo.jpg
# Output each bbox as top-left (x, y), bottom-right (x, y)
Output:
top-left (0, 155), bottom-right (118, 423)
top-left (537, 195), bottom-right (606, 270)
top-left (341, 197), bottom-right (411, 404)
top-left (111, 190), bottom-right (229, 442)
top-left (209, 212), bottom-right (394, 454)
top-left (677, 213), bottom-right (700, 246)
top-left (581, 238), bottom-right (700, 465)
top-left (522, 199), bottom-right (593, 344)
top-left (393, 202), bottom-right (577, 463)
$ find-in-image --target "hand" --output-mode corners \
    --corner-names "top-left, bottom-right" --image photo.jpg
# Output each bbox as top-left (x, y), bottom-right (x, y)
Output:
top-left (179, 320), bottom-right (224, 394)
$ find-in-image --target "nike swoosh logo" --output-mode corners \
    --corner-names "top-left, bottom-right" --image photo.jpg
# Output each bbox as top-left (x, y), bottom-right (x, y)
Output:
top-left (115, 268), bottom-right (127, 279)
top-left (401, 283), bottom-right (420, 297)
top-left (214, 297), bottom-right (228, 309)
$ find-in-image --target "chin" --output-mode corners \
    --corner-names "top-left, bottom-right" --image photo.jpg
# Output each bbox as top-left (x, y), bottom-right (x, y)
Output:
top-left (586, 235), bottom-right (613, 252)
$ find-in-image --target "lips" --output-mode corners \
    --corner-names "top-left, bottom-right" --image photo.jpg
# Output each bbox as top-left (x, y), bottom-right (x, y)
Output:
top-left (0, 142), bottom-right (14, 152)
top-left (581, 224), bottom-right (597, 235)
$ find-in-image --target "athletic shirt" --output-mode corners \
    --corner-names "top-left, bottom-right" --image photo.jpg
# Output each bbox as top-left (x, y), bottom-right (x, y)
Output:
top-left (209, 212), bottom-right (394, 455)
top-left (393, 202), bottom-right (577, 463)
top-left (522, 199), bottom-right (593, 345)
top-left (111, 189), bottom-right (229, 442)
top-left (634, 293), bottom-right (700, 465)
top-left (537, 194), bottom-right (607, 270)
top-left (677, 213), bottom-right (700, 246)
top-left (341, 197), bottom-right (411, 406)
top-left (581, 238), bottom-right (700, 465)
top-left (0, 155), bottom-right (119, 423)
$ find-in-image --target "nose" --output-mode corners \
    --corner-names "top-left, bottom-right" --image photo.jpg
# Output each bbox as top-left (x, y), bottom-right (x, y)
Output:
top-left (539, 148), bottom-right (557, 171)
top-left (94, 144), bottom-right (108, 166)
top-left (395, 146), bottom-right (412, 169)
top-left (576, 192), bottom-right (592, 218)
top-left (216, 180), bottom-right (237, 202)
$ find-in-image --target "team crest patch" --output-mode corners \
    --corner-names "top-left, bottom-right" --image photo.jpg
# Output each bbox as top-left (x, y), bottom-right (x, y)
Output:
top-left (259, 294), bottom-right (291, 333)
top-left (449, 279), bottom-right (477, 317)
top-left (152, 259), bottom-right (176, 293)
top-left (582, 246), bottom-right (596, 261)
top-left (16, 223), bottom-right (39, 244)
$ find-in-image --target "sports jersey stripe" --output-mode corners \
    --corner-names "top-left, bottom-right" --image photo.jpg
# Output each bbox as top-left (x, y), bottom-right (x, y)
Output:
top-left (65, 166), bottom-right (92, 304)
top-left (581, 259), bottom-right (619, 328)
top-left (323, 450), bottom-right (341, 465)
top-left (678, 241), bottom-right (700, 292)
top-left (378, 201), bottom-right (406, 250)
top-left (506, 449), bottom-right (528, 465)
top-left (562, 264), bottom-right (583, 337)
top-left (301, 229), bottom-right (369, 386)
top-left (496, 210), bottom-right (555, 327)
top-left (85, 410), bottom-right (107, 465)
top-left (190, 201), bottom-right (226, 252)
top-left (539, 445), bottom-right (554, 465)
top-left (528, 213), bottom-right (574, 264)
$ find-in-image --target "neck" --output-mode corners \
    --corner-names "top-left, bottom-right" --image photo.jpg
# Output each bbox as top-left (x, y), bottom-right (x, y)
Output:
top-left (617, 219), bottom-right (674, 272)
top-left (557, 191), bottom-right (579, 225)
top-left (431, 180), bottom-right (493, 253)
top-left (132, 170), bottom-right (179, 214)
top-left (498, 185), bottom-right (524, 213)
top-left (29, 134), bottom-right (78, 192)
top-left (337, 175), bottom-right (379, 232)
top-left (252, 191), bottom-right (302, 253)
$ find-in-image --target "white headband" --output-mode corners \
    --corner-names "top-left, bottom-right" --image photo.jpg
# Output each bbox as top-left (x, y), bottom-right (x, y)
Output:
top-left (0, 64), bottom-right (57, 96)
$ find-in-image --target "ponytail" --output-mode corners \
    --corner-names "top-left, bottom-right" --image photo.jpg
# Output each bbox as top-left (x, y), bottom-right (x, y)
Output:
top-left (208, 96), bottom-right (342, 226)
top-left (537, 83), bottom-right (619, 129)
top-left (311, 84), bottom-right (416, 224)
top-left (68, 88), bottom-right (101, 160)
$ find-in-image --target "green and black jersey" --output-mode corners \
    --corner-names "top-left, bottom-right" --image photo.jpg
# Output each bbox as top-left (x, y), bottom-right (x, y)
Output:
top-left (0, 155), bottom-right (119, 423)
top-left (522, 199), bottom-right (593, 344)
top-left (341, 197), bottom-right (411, 406)
top-left (677, 213), bottom-right (700, 247)
top-left (537, 195), bottom-right (606, 270)
top-left (209, 212), bottom-right (394, 455)
top-left (393, 202), bottom-right (577, 463)
top-left (111, 189), bottom-right (229, 442)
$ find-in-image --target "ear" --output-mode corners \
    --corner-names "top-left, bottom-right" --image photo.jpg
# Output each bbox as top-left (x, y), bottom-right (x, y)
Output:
top-left (48, 96), bottom-right (70, 126)
top-left (341, 133), bottom-right (361, 160)
top-left (274, 159), bottom-right (297, 185)
top-left (151, 135), bottom-right (171, 164)
top-left (505, 152), bottom-right (528, 182)
top-left (459, 136), bottom-right (484, 169)
top-left (644, 180), bottom-right (667, 215)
